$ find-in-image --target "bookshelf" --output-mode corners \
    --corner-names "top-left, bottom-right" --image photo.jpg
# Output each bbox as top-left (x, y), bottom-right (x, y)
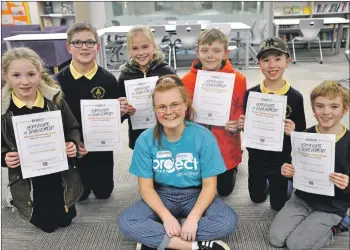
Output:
top-left (37, 1), bottom-right (76, 28)
top-left (273, 1), bottom-right (349, 48)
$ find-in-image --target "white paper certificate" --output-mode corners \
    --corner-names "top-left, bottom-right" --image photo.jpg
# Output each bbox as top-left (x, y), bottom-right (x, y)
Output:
top-left (124, 76), bottom-right (158, 130)
top-left (243, 92), bottom-right (287, 152)
top-left (291, 131), bottom-right (335, 196)
top-left (12, 111), bottom-right (69, 179)
top-left (81, 99), bottom-right (122, 152)
top-left (192, 70), bottom-right (235, 126)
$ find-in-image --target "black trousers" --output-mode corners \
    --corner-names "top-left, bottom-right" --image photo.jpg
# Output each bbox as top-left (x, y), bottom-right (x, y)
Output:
top-left (217, 167), bottom-right (238, 197)
top-left (77, 151), bottom-right (114, 201)
top-left (248, 166), bottom-right (288, 211)
top-left (29, 173), bottom-right (76, 233)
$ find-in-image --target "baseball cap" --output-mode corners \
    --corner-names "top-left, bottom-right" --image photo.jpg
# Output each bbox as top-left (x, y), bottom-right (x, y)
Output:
top-left (257, 37), bottom-right (290, 59)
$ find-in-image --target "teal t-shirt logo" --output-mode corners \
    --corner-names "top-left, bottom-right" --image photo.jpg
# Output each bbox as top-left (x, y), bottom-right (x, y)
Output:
top-left (153, 151), bottom-right (199, 175)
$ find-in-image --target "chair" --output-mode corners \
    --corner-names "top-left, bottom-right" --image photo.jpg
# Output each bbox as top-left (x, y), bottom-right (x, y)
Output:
top-left (342, 50), bottom-right (350, 82)
top-left (172, 24), bottom-right (202, 70)
top-left (205, 23), bottom-right (238, 61)
top-left (292, 19), bottom-right (324, 64)
top-left (232, 20), bottom-right (267, 65)
top-left (150, 25), bottom-right (172, 66)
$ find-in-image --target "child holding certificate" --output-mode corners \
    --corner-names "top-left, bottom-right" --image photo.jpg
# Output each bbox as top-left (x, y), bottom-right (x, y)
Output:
top-left (238, 37), bottom-right (306, 211)
top-left (118, 76), bottom-right (237, 250)
top-left (56, 23), bottom-right (128, 201)
top-left (182, 29), bottom-right (247, 196)
top-left (118, 25), bottom-right (176, 150)
top-left (268, 80), bottom-right (350, 249)
top-left (1, 47), bottom-right (85, 233)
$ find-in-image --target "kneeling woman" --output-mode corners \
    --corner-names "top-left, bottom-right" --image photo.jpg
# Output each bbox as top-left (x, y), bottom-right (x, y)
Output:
top-left (119, 75), bottom-right (237, 250)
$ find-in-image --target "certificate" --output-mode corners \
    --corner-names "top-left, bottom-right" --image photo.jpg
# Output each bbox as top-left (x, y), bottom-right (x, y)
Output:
top-left (192, 70), bottom-right (235, 126)
top-left (124, 76), bottom-right (158, 130)
top-left (12, 110), bottom-right (69, 179)
top-left (291, 131), bottom-right (335, 196)
top-left (81, 99), bottom-right (122, 152)
top-left (243, 92), bottom-right (287, 152)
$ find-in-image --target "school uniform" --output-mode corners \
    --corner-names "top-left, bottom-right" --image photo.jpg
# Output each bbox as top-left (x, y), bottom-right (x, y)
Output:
top-left (56, 63), bottom-right (120, 200)
top-left (269, 126), bottom-right (350, 250)
top-left (243, 82), bottom-right (306, 211)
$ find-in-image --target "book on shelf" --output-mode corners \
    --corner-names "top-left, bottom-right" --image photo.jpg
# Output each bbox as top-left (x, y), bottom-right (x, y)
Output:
top-left (313, 2), bottom-right (349, 13)
top-left (283, 7), bottom-right (292, 15)
top-left (291, 6), bottom-right (300, 15)
top-left (303, 6), bottom-right (311, 15)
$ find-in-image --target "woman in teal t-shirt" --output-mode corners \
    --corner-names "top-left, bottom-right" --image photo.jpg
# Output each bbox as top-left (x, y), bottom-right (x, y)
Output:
top-left (118, 75), bottom-right (237, 250)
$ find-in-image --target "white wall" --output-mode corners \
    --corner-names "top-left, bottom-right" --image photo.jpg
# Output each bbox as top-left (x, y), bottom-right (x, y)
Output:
top-left (88, 2), bottom-right (108, 29)
top-left (27, 2), bottom-right (40, 24)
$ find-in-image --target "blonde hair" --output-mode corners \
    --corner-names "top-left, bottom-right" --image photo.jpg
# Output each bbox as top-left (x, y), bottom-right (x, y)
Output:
top-left (152, 75), bottom-right (196, 147)
top-left (126, 25), bottom-right (162, 59)
top-left (2, 47), bottom-right (60, 91)
top-left (197, 28), bottom-right (228, 51)
top-left (66, 22), bottom-right (99, 43)
top-left (311, 80), bottom-right (350, 109)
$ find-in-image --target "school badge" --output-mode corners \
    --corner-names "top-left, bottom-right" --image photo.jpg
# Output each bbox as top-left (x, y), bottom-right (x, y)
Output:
top-left (91, 86), bottom-right (105, 99)
top-left (286, 105), bottom-right (292, 118)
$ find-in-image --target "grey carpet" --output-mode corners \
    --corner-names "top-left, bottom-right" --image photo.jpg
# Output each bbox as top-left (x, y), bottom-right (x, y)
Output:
top-left (2, 49), bottom-right (350, 250)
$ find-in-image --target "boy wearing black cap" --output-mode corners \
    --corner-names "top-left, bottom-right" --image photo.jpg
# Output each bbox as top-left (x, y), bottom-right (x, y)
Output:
top-left (238, 37), bottom-right (306, 211)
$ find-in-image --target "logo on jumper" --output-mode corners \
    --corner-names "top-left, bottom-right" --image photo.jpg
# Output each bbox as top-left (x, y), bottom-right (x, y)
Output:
top-left (153, 152), bottom-right (198, 174)
top-left (91, 86), bottom-right (105, 99)
top-left (286, 105), bottom-right (292, 118)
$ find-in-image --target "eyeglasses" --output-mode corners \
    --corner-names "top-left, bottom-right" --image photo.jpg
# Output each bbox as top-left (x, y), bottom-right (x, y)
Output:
top-left (155, 101), bottom-right (184, 113)
top-left (70, 40), bottom-right (97, 48)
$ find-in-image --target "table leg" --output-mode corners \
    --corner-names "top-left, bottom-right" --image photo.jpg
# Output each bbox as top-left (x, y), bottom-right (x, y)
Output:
top-left (331, 25), bottom-right (336, 51)
top-left (100, 35), bottom-right (107, 69)
top-left (275, 24), bottom-right (279, 37)
top-left (5, 41), bottom-right (12, 50)
top-left (245, 31), bottom-right (249, 69)
top-left (335, 24), bottom-right (344, 55)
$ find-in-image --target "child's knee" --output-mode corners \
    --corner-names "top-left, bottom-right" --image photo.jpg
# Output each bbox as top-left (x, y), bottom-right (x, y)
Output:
top-left (268, 225), bottom-right (286, 247)
top-left (118, 210), bottom-right (133, 236)
top-left (286, 235), bottom-right (305, 250)
top-left (218, 206), bottom-right (238, 236)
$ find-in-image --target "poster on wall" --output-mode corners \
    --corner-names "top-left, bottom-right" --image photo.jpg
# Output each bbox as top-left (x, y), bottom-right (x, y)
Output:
top-left (1, 1), bottom-right (30, 25)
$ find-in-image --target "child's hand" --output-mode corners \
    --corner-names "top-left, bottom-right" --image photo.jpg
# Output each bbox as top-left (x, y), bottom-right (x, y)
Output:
top-left (5, 152), bottom-right (20, 168)
top-left (180, 216), bottom-right (199, 241)
top-left (284, 119), bottom-right (295, 136)
top-left (238, 115), bottom-right (245, 130)
top-left (118, 97), bottom-right (128, 116)
top-left (330, 173), bottom-right (349, 190)
top-left (225, 120), bottom-right (239, 134)
top-left (65, 142), bottom-right (77, 158)
top-left (78, 142), bottom-right (88, 156)
top-left (163, 213), bottom-right (182, 238)
top-left (127, 104), bottom-right (136, 115)
top-left (281, 163), bottom-right (295, 178)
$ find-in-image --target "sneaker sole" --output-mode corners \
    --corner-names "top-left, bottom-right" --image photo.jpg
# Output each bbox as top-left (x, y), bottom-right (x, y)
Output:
top-left (136, 243), bottom-right (142, 250)
top-left (213, 240), bottom-right (231, 250)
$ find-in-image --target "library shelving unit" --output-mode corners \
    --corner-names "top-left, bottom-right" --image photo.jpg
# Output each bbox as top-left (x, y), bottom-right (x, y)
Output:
top-left (36, 1), bottom-right (76, 28)
top-left (273, 1), bottom-right (349, 49)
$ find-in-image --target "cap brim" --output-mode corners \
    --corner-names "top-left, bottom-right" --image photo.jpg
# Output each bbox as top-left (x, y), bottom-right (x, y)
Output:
top-left (257, 48), bottom-right (290, 59)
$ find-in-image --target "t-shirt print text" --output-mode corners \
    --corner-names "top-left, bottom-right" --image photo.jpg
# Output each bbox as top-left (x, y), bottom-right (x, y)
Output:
top-left (153, 151), bottom-right (199, 176)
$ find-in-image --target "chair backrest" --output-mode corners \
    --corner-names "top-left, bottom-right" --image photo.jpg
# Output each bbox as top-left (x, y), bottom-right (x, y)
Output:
top-left (299, 19), bottom-right (324, 42)
top-left (150, 25), bottom-right (167, 45)
top-left (111, 20), bottom-right (120, 26)
top-left (205, 23), bottom-right (231, 36)
top-left (256, 20), bottom-right (267, 40)
top-left (175, 24), bottom-right (202, 49)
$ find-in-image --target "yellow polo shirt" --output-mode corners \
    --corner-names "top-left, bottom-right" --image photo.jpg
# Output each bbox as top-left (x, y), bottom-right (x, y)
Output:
top-left (12, 90), bottom-right (44, 109)
top-left (70, 62), bottom-right (98, 80)
top-left (260, 81), bottom-right (291, 95)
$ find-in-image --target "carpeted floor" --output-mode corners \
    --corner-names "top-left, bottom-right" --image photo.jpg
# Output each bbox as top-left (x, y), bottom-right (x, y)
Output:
top-left (2, 49), bottom-right (350, 250)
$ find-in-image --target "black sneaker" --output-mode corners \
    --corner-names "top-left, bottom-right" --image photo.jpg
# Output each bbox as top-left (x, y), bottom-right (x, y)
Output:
top-left (332, 216), bottom-right (349, 236)
top-left (197, 240), bottom-right (230, 250)
top-left (136, 243), bottom-right (157, 250)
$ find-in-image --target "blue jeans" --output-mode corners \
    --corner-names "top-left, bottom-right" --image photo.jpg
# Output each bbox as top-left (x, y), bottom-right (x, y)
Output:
top-left (118, 184), bottom-right (237, 250)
